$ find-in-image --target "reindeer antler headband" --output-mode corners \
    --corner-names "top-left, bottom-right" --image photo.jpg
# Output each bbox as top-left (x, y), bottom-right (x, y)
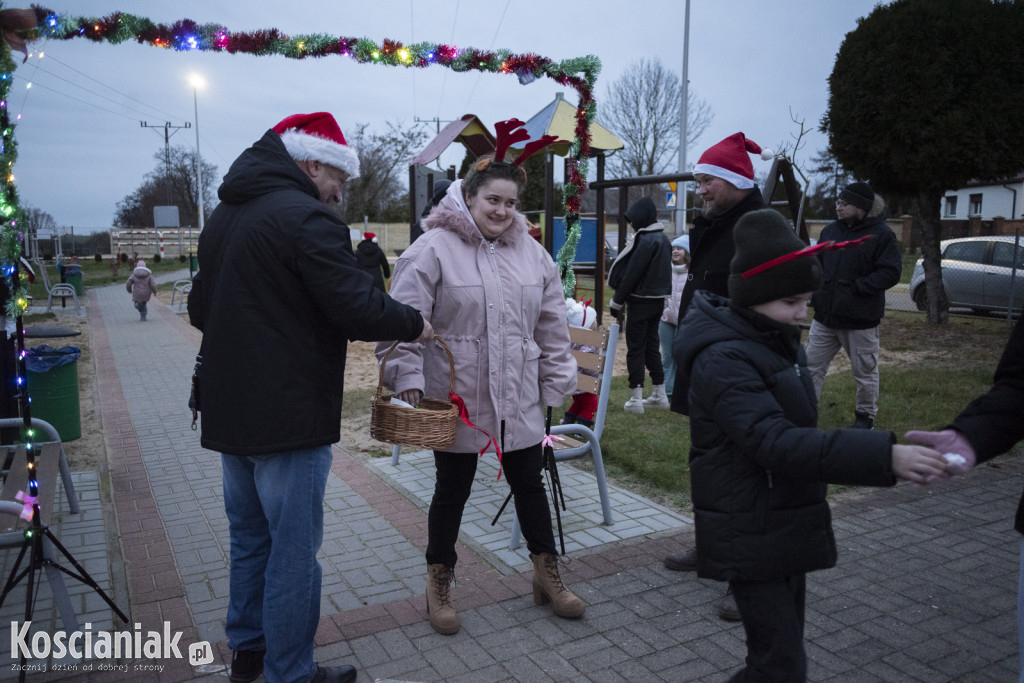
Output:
top-left (492, 118), bottom-right (561, 166)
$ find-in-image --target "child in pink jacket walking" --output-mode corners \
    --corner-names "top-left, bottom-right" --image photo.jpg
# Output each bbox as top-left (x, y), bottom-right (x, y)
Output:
top-left (126, 260), bottom-right (157, 321)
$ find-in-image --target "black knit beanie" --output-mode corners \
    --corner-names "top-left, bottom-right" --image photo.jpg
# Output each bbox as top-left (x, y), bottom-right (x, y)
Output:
top-left (728, 209), bottom-right (822, 308)
top-left (839, 182), bottom-right (874, 212)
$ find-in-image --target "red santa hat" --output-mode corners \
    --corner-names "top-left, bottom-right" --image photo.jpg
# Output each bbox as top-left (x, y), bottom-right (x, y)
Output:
top-left (363, 232), bottom-right (377, 242)
top-left (272, 112), bottom-right (361, 179)
top-left (693, 132), bottom-right (773, 190)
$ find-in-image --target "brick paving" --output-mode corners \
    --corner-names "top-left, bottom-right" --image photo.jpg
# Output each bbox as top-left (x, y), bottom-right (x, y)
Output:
top-left (0, 273), bottom-right (1019, 682)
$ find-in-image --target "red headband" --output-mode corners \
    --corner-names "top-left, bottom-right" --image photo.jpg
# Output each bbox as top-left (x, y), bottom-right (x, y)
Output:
top-left (493, 118), bottom-right (561, 167)
top-left (741, 235), bottom-right (875, 280)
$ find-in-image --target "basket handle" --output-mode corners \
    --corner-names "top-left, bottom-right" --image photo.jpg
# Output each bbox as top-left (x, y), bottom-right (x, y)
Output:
top-left (376, 335), bottom-right (456, 401)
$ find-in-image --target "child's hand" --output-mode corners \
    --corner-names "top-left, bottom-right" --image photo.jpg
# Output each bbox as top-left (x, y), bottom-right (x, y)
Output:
top-left (891, 444), bottom-right (950, 484)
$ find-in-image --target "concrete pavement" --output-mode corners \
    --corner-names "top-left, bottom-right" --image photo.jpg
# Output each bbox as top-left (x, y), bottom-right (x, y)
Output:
top-left (0, 272), bottom-right (1019, 681)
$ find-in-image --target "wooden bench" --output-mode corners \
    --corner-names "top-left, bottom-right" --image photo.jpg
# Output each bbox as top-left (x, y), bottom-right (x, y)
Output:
top-left (508, 322), bottom-right (619, 549)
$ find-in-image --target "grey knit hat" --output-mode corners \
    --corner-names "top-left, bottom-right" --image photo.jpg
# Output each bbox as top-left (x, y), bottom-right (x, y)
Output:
top-left (728, 209), bottom-right (821, 308)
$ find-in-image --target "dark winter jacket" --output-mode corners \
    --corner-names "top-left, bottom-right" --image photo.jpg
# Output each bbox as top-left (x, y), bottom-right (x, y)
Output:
top-left (188, 129), bottom-right (424, 456)
top-left (950, 316), bottom-right (1024, 533)
top-left (606, 197), bottom-right (672, 308)
top-left (678, 291), bottom-right (897, 582)
top-left (811, 213), bottom-right (902, 330)
top-left (670, 186), bottom-right (766, 414)
top-left (355, 238), bottom-right (390, 291)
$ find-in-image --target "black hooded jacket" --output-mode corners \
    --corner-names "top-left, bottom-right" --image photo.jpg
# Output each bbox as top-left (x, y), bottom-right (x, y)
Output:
top-left (355, 238), bottom-right (390, 291)
top-left (606, 197), bottom-right (672, 305)
top-left (811, 213), bottom-right (902, 330)
top-left (678, 291), bottom-right (897, 582)
top-left (188, 129), bottom-right (423, 455)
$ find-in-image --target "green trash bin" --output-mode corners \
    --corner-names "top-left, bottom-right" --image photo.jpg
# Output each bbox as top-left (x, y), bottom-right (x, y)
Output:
top-left (189, 254), bottom-right (198, 272)
top-left (64, 267), bottom-right (83, 296)
top-left (25, 345), bottom-right (81, 441)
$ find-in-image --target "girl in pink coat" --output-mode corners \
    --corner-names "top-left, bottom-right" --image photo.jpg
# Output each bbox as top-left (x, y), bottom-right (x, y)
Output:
top-left (125, 260), bottom-right (157, 321)
top-left (379, 151), bottom-right (582, 636)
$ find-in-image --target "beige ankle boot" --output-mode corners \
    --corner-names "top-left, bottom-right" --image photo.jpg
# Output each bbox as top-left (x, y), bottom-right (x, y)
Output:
top-left (531, 553), bottom-right (585, 618)
top-left (426, 564), bottom-right (459, 635)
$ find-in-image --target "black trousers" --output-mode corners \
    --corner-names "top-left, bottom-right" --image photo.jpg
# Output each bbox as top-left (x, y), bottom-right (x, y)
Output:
top-left (426, 443), bottom-right (556, 567)
top-left (625, 298), bottom-right (665, 388)
top-left (728, 575), bottom-right (807, 682)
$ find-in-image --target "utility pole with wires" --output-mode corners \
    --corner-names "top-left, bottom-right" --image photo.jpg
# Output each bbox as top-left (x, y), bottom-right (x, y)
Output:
top-left (140, 120), bottom-right (191, 204)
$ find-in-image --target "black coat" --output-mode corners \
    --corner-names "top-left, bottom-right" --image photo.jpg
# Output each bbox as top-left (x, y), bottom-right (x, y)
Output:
top-left (670, 187), bottom-right (766, 414)
top-left (189, 130), bottom-right (423, 456)
top-left (679, 291), bottom-right (897, 582)
top-left (811, 214), bottom-right (902, 330)
top-left (951, 316), bottom-right (1024, 533)
top-left (355, 239), bottom-right (390, 291)
top-left (606, 198), bottom-right (672, 305)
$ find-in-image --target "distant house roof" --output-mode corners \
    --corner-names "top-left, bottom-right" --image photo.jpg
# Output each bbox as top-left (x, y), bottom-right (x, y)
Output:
top-left (411, 114), bottom-right (496, 166)
top-left (512, 92), bottom-right (623, 158)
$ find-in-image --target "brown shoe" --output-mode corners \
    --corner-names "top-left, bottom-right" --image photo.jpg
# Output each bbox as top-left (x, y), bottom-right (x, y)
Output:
top-left (531, 553), bottom-right (585, 618)
top-left (425, 564), bottom-right (459, 635)
top-left (664, 548), bottom-right (697, 572)
top-left (717, 588), bottom-right (742, 622)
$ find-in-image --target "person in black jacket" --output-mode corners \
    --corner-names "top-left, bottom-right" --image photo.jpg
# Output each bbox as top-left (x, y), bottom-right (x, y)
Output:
top-left (607, 196), bottom-right (672, 413)
top-left (354, 232), bottom-right (390, 290)
top-left (905, 317), bottom-right (1024, 678)
top-left (664, 133), bottom-right (772, 617)
top-left (680, 209), bottom-right (948, 682)
top-left (806, 182), bottom-right (902, 430)
top-left (188, 112), bottom-right (433, 683)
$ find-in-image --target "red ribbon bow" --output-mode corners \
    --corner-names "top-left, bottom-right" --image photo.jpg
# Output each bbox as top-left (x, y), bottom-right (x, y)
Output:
top-left (449, 392), bottom-right (504, 479)
top-left (741, 235), bottom-right (875, 280)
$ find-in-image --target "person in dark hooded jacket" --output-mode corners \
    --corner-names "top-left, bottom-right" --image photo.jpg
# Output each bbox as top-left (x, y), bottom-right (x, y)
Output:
top-left (188, 112), bottom-right (432, 683)
top-left (354, 232), bottom-right (390, 290)
top-left (679, 209), bottom-right (948, 682)
top-left (606, 196), bottom-right (672, 413)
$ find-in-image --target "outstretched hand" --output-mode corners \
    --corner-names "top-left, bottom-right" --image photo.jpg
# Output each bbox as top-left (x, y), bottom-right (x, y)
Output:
top-left (904, 429), bottom-right (976, 475)
top-left (891, 444), bottom-right (950, 484)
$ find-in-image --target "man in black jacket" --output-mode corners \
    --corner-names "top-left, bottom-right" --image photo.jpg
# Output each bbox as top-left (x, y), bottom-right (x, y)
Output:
top-left (189, 112), bottom-right (432, 683)
top-left (607, 197), bottom-right (672, 413)
top-left (806, 182), bottom-right (902, 430)
top-left (663, 135), bottom-right (772, 613)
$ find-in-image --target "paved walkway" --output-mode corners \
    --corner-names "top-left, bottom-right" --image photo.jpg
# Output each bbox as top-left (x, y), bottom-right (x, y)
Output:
top-left (0, 273), bottom-right (1020, 681)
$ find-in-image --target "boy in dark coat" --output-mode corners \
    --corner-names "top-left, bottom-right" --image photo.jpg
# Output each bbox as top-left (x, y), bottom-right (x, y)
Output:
top-left (606, 196), bottom-right (672, 413)
top-left (677, 209), bottom-right (949, 682)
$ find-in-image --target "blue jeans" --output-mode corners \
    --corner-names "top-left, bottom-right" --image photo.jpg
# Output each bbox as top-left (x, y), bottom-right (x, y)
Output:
top-left (658, 321), bottom-right (677, 398)
top-left (222, 446), bottom-right (332, 683)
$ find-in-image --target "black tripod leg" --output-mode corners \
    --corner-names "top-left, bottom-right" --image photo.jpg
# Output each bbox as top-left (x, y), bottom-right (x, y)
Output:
top-left (491, 491), bottom-right (514, 527)
top-left (42, 528), bottom-right (129, 623)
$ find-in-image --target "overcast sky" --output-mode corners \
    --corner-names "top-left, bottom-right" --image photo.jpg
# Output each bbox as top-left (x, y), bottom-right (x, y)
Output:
top-left (10, 0), bottom-right (886, 231)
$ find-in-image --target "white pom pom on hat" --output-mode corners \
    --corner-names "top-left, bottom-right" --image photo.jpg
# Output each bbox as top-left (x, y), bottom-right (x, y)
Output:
top-left (693, 132), bottom-right (773, 190)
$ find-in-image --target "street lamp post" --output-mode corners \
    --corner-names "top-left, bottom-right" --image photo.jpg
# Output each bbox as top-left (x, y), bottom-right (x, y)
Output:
top-left (189, 74), bottom-right (205, 278)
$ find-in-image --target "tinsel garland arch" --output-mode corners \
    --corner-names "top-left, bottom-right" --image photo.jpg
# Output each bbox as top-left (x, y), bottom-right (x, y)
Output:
top-left (0, 6), bottom-right (600, 309)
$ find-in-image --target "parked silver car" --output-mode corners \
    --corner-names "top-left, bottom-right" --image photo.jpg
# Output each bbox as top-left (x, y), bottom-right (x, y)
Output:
top-left (910, 236), bottom-right (1024, 314)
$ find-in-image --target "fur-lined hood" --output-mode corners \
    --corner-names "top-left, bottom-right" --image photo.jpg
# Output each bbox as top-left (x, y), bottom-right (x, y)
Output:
top-left (420, 178), bottom-right (528, 248)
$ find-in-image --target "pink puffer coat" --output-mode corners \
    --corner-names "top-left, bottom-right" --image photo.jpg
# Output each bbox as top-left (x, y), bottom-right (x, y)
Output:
top-left (378, 183), bottom-right (577, 454)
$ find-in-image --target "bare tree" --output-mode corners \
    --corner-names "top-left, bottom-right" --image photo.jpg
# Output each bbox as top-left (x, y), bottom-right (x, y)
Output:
top-left (341, 121), bottom-right (429, 222)
top-left (114, 145), bottom-right (217, 228)
top-left (602, 57), bottom-right (712, 183)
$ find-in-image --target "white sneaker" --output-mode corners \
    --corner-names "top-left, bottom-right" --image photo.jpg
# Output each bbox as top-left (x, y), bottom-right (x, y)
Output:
top-left (624, 387), bottom-right (645, 413)
top-left (643, 384), bottom-right (669, 409)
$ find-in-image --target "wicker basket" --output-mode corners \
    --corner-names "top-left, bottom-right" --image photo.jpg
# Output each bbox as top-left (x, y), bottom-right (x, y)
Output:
top-left (370, 336), bottom-right (458, 449)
